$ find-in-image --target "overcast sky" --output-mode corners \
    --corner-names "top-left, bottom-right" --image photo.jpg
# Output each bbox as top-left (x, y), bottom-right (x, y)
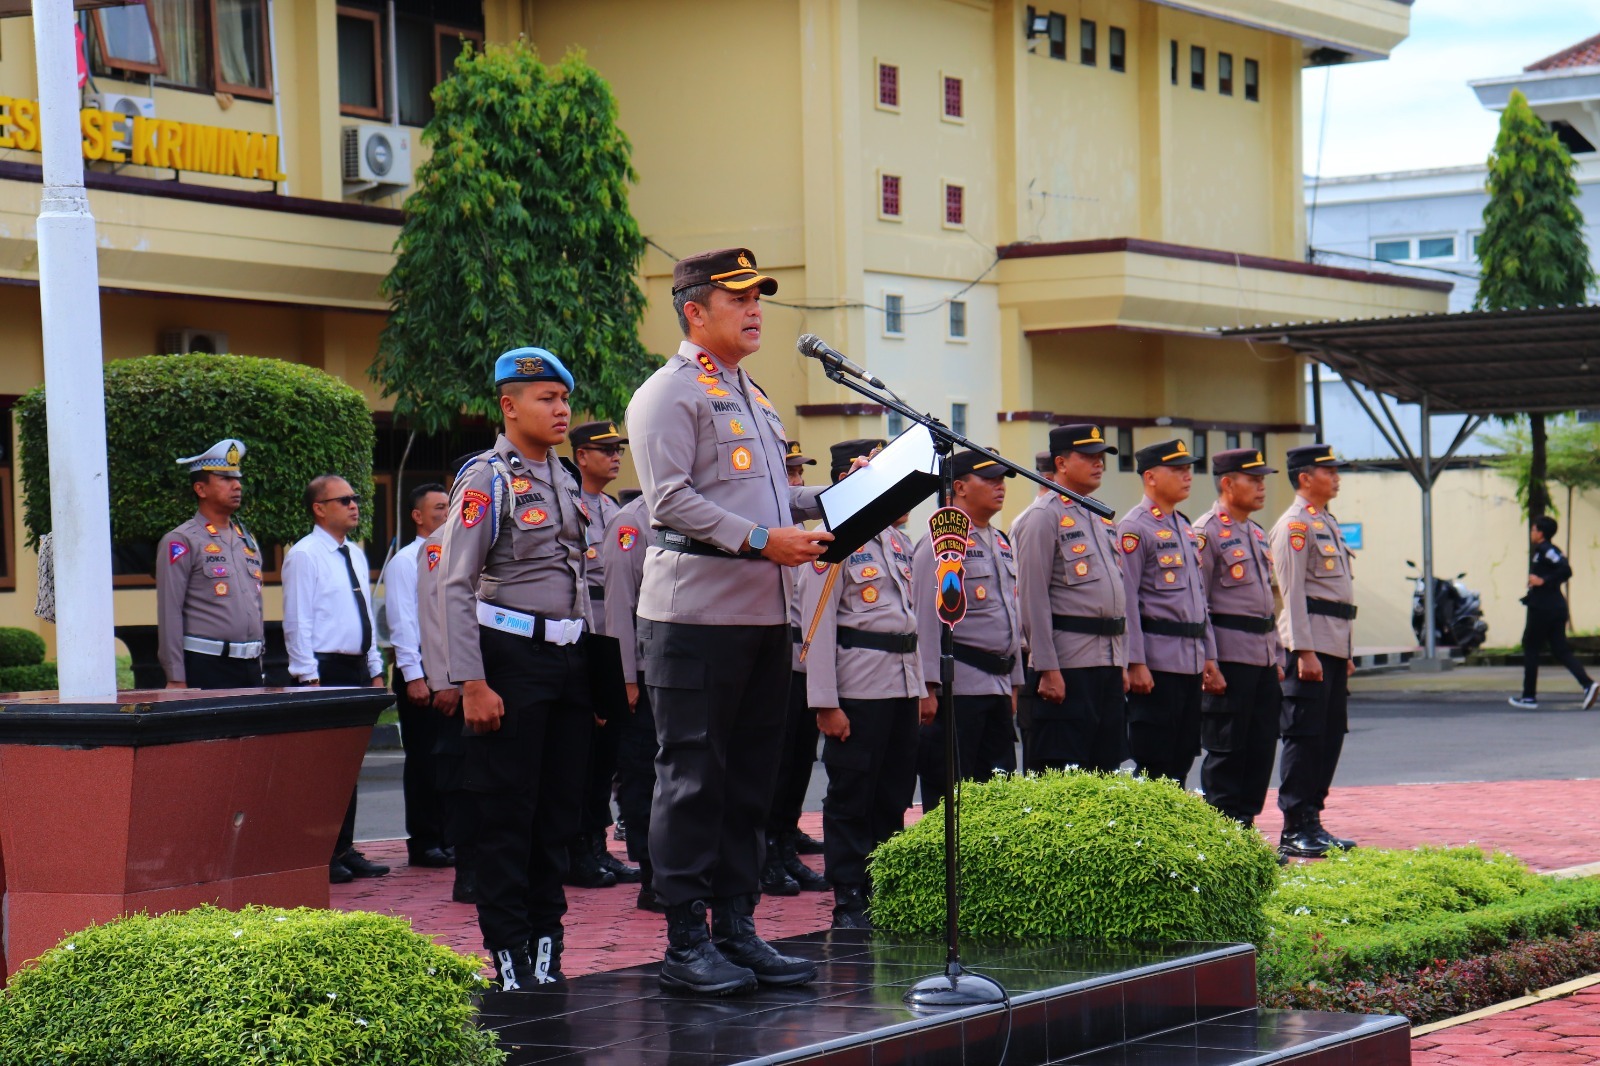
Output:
top-left (1303, 2), bottom-right (1597, 178)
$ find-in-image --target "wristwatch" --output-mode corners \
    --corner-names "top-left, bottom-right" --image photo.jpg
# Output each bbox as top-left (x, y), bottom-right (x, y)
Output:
top-left (747, 525), bottom-right (770, 554)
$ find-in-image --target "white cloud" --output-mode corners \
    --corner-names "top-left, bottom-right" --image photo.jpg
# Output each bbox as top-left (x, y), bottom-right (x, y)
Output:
top-left (1304, 3), bottom-right (1598, 178)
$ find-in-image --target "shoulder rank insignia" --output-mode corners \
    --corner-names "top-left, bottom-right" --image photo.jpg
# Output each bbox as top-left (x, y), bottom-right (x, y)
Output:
top-left (204, 523), bottom-right (218, 536)
top-left (696, 352), bottom-right (719, 377)
top-left (1121, 532), bottom-right (1140, 554)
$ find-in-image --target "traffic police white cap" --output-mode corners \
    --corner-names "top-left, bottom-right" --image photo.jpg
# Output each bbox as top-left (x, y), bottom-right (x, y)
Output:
top-left (177, 439), bottom-right (246, 475)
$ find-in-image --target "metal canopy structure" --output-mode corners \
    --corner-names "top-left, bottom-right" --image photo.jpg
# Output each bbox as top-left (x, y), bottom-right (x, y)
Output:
top-left (1220, 304), bottom-right (1600, 665)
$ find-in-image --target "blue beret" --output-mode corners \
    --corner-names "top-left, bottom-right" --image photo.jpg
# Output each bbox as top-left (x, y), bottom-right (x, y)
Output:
top-left (494, 347), bottom-right (574, 391)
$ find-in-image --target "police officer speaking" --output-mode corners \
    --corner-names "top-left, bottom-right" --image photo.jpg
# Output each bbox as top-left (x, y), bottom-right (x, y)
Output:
top-left (157, 439), bottom-right (265, 689)
top-left (626, 248), bottom-right (829, 997)
top-left (431, 347), bottom-right (595, 991)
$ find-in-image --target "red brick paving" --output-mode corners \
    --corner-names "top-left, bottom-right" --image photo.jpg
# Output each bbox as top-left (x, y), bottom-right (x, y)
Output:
top-left (332, 780), bottom-right (1600, 1064)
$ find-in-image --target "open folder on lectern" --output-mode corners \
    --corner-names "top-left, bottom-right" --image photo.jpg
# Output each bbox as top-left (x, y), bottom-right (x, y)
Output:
top-left (816, 424), bottom-right (942, 562)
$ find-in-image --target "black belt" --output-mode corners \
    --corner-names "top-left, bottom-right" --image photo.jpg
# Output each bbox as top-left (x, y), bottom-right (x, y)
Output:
top-left (1211, 613), bottom-right (1275, 635)
top-left (656, 529), bottom-right (759, 560)
top-left (1139, 618), bottom-right (1207, 638)
top-left (838, 627), bottom-right (918, 654)
top-left (1051, 614), bottom-right (1126, 636)
top-left (790, 625), bottom-right (803, 645)
top-left (953, 642), bottom-right (1016, 676)
top-left (1307, 598), bottom-right (1358, 621)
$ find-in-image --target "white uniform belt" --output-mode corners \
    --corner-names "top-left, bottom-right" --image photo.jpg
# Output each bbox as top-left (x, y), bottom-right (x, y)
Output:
top-left (476, 601), bottom-right (585, 646)
top-left (183, 636), bottom-right (264, 659)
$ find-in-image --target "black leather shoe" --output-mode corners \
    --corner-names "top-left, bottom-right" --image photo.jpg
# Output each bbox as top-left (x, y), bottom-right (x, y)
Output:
top-left (593, 833), bottom-right (643, 884)
top-left (451, 872), bottom-right (479, 904)
top-left (329, 859), bottom-right (353, 885)
top-left (340, 850), bottom-right (390, 878)
top-left (759, 842), bottom-right (800, 897)
top-left (613, 819), bottom-right (628, 842)
top-left (660, 901), bottom-right (758, 996)
top-left (1312, 819), bottom-right (1357, 850)
top-left (1278, 828), bottom-right (1330, 859)
top-left (791, 830), bottom-right (825, 855)
top-left (779, 834), bottom-right (829, 892)
top-left (409, 846), bottom-right (454, 868)
top-left (637, 885), bottom-right (669, 913)
top-left (711, 894), bottom-right (816, 986)
top-left (831, 885), bottom-right (871, 930)
top-left (564, 839), bottom-right (617, 889)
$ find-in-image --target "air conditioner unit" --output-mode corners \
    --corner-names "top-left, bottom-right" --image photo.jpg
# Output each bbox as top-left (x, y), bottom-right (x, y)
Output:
top-left (342, 125), bottom-right (413, 187)
top-left (88, 92), bottom-right (156, 154)
top-left (160, 329), bottom-right (230, 355)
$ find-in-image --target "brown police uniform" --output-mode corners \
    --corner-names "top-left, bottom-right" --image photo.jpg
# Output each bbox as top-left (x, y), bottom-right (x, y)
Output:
top-left (600, 494), bottom-right (660, 883)
top-left (1118, 439), bottom-right (1216, 785)
top-left (1192, 448), bottom-right (1283, 825)
top-left (1012, 424), bottom-right (1128, 773)
top-left (1269, 444), bottom-right (1357, 843)
top-left (414, 530), bottom-right (475, 902)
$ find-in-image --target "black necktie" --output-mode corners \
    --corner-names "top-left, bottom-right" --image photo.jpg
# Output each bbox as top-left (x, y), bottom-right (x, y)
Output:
top-left (338, 543), bottom-right (373, 654)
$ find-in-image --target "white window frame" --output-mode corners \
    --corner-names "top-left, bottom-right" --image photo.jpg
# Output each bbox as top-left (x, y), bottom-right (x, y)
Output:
top-left (940, 71), bottom-right (965, 124)
top-left (878, 171), bottom-right (904, 222)
top-left (1372, 234), bottom-right (1460, 264)
top-left (941, 179), bottom-right (966, 230)
top-left (947, 299), bottom-right (969, 342)
top-left (883, 292), bottom-right (906, 337)
top-left (875, 59), bottom-right (901, 113)
top-left (950, 401), bottom-right (969, 437)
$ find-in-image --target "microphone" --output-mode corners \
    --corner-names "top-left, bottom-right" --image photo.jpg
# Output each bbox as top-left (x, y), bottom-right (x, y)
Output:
top-left (796, 334), bottom-right (886, 389)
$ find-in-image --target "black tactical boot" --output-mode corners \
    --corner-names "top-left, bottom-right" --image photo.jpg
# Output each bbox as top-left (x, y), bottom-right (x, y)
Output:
top-left (660, 901), bottom-right (758, 996)
top-left (593, 832), bottom-right (643, 884)
top-left (791, 829), bottom-right (825, 855)
top-left (780, 832), bottom-right (830, 892)
top-left (831, 885), bottom-right (871, 930)
top-left (1311, 815), bottom-right (1356, 851)
top-left (1278, 814), bottom-right (1330, 859)
top-left (529, 930), bottom-right (565, 986)
top-left (711, 894), bottom-right (817, 986)
top-left (635, 860), bottom-right (668, 914)
top-left (490, 943), bottom-right (535, 992)
top-left (759, 835), bottom-right (800, 896)
top-left (564, 836), bottom-right (617, 889)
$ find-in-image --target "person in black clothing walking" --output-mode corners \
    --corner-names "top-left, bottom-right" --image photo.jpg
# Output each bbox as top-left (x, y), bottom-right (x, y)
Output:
top-left (1510, 515), bottom-right (1600, 711)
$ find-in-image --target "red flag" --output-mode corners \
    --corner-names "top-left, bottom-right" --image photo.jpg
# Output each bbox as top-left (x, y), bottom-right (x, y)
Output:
top-left (75, 25), bottom-right (88, 88)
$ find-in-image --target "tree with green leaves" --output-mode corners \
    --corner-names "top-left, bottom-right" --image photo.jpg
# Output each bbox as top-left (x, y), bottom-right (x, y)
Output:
top-left (370, 43), bottom-right (654, 433)
top-left (1485, 419), bottom-right (1600, 528)
top-left (1475, 88), bottom-right (1596, 520)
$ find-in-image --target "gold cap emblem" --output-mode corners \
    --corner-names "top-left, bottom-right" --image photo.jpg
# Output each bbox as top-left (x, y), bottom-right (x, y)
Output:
top-left (737, 254), bottom-right (752, 268)
top-left (515, 356), bottom-right (545, 376)
top-left (1089, 426), bottom-right (1101, 441)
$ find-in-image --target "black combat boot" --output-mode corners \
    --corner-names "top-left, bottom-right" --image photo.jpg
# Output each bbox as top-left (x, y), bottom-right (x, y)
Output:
top-left (711, 894), bottom-right (817, 986)
top-left (660, 901), bottom-right (758, 996)
top-left (528, 930), bottom-right (565, 986)
top-left (593, 832), bottom-right (643, 884)
top-left (490, 943), bottom-right (535, 992)
top-left (564, 836), bottom-right (617, 889)
top-left (635, 860), bottom-right (668, 914)
top-left (791, 829), bottom-right (825, 855)
top-left (779, 832), bottom-right (830, 892)
top-left (1310, 815), bottom-right (1356, 851)
top-left (1278, 813), bottom-right (1330, 859)
top-left (831, 885), bottom-right (871, 930)
top-left (759, 835), bottom-right (800, 896)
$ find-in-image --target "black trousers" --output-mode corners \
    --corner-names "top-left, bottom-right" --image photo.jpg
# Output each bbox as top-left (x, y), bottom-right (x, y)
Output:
top-left (1522, 607), bottom-right (1593, 698)
top-left (822, 697), bottom-right (919, 888)
top-left (1022, 665), bottom-right (1127, 773)
top-left (640, 619), bottom-right (788, 906)
top-left (394, 674), bottom-right (446, 855)
top-left (1277, 651), bottom-right (1349, 824)
top-left (182, 650), bottom-right (264, 690)
top-left (433, 702), bottom-right (474, 882)
top-left (767, 668), bottom-right (820, 835)
top-left (1200, 661), bottom-right (1281, 822)
top-left (464, 628), bottom-right (593, 949)
top-left (316, 652), bottom-right (376, 859)
top-left (614, 684), bottom-right (658, 866)
top-left (578, 710), bottom-right (621, 836)
top-left (916, 692), bottom-right (1016, 814)
top-left (1127, 670), bottom-right (1203, 785)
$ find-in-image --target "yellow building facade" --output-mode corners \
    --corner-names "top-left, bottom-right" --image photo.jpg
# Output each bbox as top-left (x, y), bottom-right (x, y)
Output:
top-left (0, 0), bottom-right (1443, 650)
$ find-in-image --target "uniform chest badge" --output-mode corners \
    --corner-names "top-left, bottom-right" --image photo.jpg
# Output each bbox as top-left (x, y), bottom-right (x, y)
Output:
top-left (586, 546), bottom-right (599, 560)
top-left (204, 523), bottom-right (218, 536)
top-left (731, 447), bottom-right (753, 472)
top-left (1074, 561), bottom-right (1089, 577)
top-left (511, 476), bottom-right (533, 495)
top-left (729, 419), bottom-right (747, 436)
top-left (1231, 548), bottom-right (1246, 559)
top-left (1324, 558), bottom-right (1336, 570)
top-left (169, 542), bottom-right (188, 564)
top-left (210, 566), bottom-right (228, 577)
top-left (697, 373), bottom-right (720, 386)
top-left (974, 585), bottom-right (988, 600)
top-left (1071, 543), bottom-right (1087, 554)
top-left (213, 582), bottom-right (229, 596)
top-left (520, 507), bottom-right (548, 526)
top-left (861, 585), bottom-right (880, 604)
top-left (1158, 554), bottom-right (1177, 566)
top-left (1061, 515), bottom-right (1076, 528)
top-left (461, 489), bottom-right (491, 528)
top-left (754, 392), bottom-right (774, 409)
top-left (813, 560), bottom-right (829, 573)
top-left (1230, 563), bottom-right (1245, 579)
top-left (861, 566), bottom-right (880, 578)
top-left (706, 385), bottom-right (731, 397)
top-left (1121, 533), bottom-right (1140, 553)
top-left (1312, 521), bottom-right (1326, 530)
top-left (203, 543), bottom-right (222, 554)
top-left (618, 526), bottom-right (639, 551)
top-left (426, 544), bottom-right (442, 570)
top-left (1162, 571), bottom-right (1177, 584)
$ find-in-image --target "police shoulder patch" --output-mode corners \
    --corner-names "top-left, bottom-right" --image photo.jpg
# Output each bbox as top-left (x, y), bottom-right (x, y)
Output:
top-left (461, 488), bottom-right (491, 529)
top-left (1121, 532), bottom-right (1140, 554)
top-left (168, 541), bottom-right (188, 564)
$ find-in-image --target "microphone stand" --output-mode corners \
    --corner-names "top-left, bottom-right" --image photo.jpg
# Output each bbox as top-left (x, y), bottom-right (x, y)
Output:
top-left (812, 361), bottom-right (1113, 1010)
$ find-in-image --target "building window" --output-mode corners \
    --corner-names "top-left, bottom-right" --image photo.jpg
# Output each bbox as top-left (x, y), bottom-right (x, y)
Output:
top-left (1471, 232), bottom-right (1484, 259)
top-left (213, 0), bottom-right (271, 96)
top-left (884, 293), bottom-right (905, 336)
top-left (91, 0), bottom-right (273, 99)
top-left (943, 182), bottom-right (965, 228)
top-left (1251, 431), bottom-right (1266, 452)
top-left (1418, 236), bottom-right (1457, 260)
top-left (1048, 13), bottom-right (1067, 60)
top-left (1170, 40), bottom-right (1178, 85)
top-left (338, 7), bottom-right (385, 118)
top-left (878, 61), bottom-right (900, 109)
top-left (887, 410), bottom-right (905, 438)
top-left (1190, 46), bottom-right (1205, 90)
top-left (1192, 431), bottom-right (1208, 464)
top-left (337, 6), bottom-right (483, 125)
top-left (1374, 239), bottom-right (1411, 262)
top-left (1218, 52), bottom-right (1233, 95)
top-left (91, 5), bottom-right (165, 75)
top-left (951, 403), bottom-right (968, 436)
top-left (880, 173), bottom-right (903, 219)
top-left (1244, 58), bottom-right (1259, 101)
top-left (942, 75), bottom-right (964, 120)
top-left (1225, 430), bottom-right (1241, 450)
top-left (1109, 27), bottom-right (1126, 72)
top-left (1117, 427), bottom-right (1134, 472)
top-left (1080, 20), bottom-right (1096, 66)
top-left (948, 300), bottom-right (967, 340)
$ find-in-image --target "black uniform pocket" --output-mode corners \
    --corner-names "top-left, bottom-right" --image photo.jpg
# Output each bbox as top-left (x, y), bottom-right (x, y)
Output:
top-left (1279, 675), bottom-right (1327, 737)
top-left (1199, 692), bottom-right (1235, 752)
top-left (644, 655), bottom-right (711, 749)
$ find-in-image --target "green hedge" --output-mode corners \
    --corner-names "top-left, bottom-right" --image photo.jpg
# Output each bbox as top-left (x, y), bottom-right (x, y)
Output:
top-left (0, 628), bottom-right (45, 668)
top-left (0, 905), bottom-right (502, 1065)
top-left (16, 355), bottom-right (376, 549)
top-left (0, 664), bottom-right (57, 693)
top-left (870, 770), bottom-right (1281, 943)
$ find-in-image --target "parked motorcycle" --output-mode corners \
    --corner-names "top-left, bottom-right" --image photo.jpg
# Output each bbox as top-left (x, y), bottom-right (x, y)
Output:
top-left (1406, 561), bottom-right (1488, 653)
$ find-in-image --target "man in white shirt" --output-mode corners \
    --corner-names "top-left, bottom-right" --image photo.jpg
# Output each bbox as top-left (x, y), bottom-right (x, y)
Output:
top-left (384, 482), bottom-right (452, 870)
top-left (282, 473), bottom-right (389, 884)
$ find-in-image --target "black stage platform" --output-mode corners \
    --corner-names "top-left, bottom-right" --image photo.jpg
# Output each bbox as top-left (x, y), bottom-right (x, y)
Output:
top-left (476, 930), bottom-right (1410, 1065)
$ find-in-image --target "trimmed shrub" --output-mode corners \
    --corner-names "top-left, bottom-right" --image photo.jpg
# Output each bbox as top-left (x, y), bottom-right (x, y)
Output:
top-left (0, 905), bottom-right (502, 1065)
top-left (0, 628), bottom-right (46, 668)
top-left (870, 770), bottom-right (1281, 943)
top-left (0, 663), bottom-right (57, 693)
top-left (16, 355), bottom-right (376, 548)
